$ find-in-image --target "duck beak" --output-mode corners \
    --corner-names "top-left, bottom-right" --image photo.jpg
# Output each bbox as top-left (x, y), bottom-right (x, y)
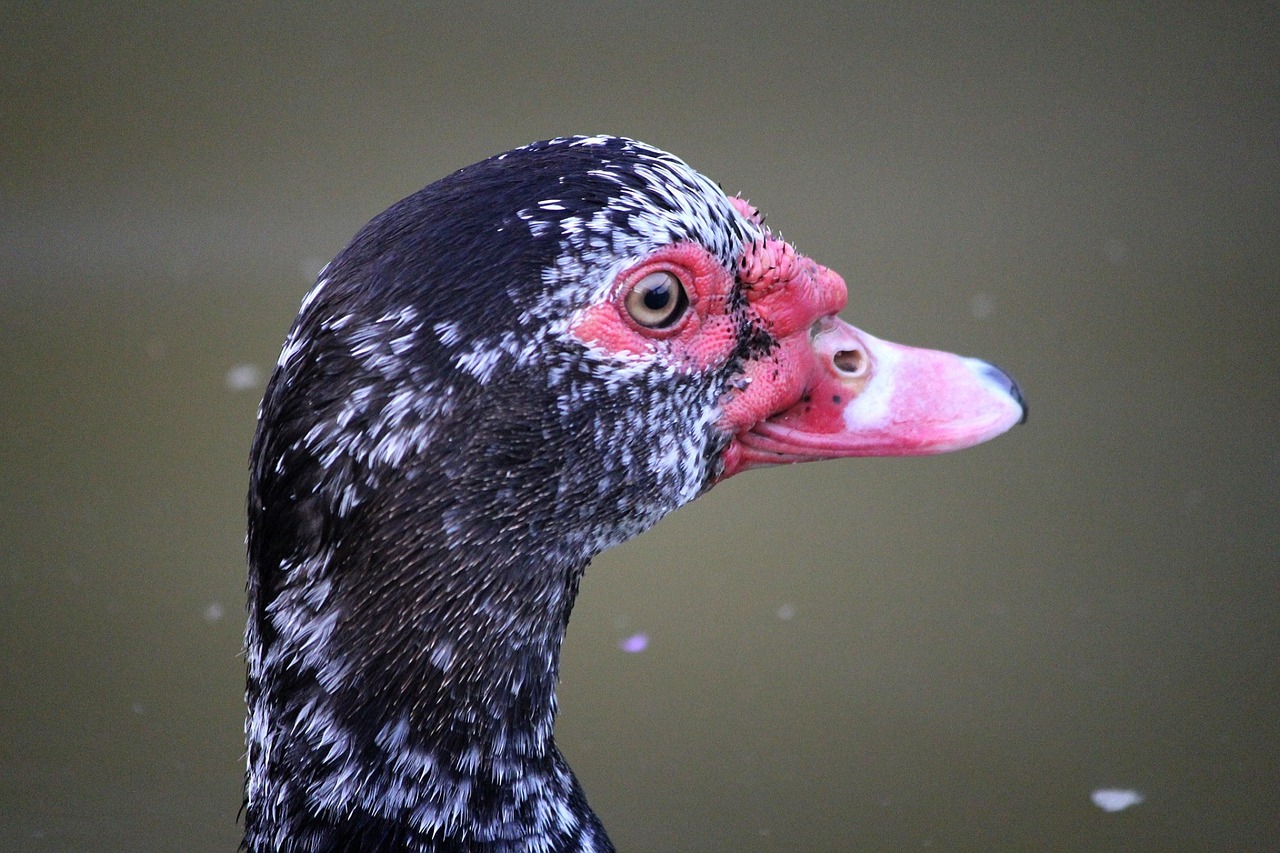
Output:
top-left (722, 316), bottom-right (1026, 476)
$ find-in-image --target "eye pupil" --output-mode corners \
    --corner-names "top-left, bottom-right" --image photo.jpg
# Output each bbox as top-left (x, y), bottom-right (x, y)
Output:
top-left (642, 283), bottom-right (670, 311)
top-left (624, 270), bottom-right (689, 329)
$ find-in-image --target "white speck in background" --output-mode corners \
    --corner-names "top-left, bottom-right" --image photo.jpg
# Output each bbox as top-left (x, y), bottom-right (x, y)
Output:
top-left (618, 633), bottom-right (648, 654)
top-left (968, 292), bottom-right (994, 319)
top-left (301, 257), bottom-right (328, 282)
top-left (776, 603), bottom-right (796, 621)
top-left (1105, 238), bottom-right (1128, 265)
top-left (225, 363), bottom-right (264, 392)
top-left (1091, 788), bottom-right (1144, 812)
top-left (204, 601), bottom-right (225, 622)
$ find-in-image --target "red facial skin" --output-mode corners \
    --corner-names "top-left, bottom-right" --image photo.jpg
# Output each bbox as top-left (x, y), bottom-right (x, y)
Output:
top-left (569, 242), bottom-right (745, 372)
top-left (570, 198), bottom-right (1025, 481)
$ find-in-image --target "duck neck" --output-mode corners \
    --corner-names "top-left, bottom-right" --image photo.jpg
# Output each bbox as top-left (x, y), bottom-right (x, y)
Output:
top-left (244, 347), bottom-right (698, 851)
top-left (245, 524), bottom-right (613, 851)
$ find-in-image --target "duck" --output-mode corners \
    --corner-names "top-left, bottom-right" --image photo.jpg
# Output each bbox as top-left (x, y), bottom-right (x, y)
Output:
top-left (243, 135), bottom-right (1026, 852)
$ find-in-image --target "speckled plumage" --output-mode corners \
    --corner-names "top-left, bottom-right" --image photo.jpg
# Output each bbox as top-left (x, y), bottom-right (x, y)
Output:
top-left (245, 138), bottom-right (770, 852)
top-left (244, 135), bottom-right (1026, 852)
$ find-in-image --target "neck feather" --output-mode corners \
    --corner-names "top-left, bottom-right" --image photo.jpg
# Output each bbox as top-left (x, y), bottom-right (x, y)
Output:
top-left (245, 493), bottom-right (614, 852)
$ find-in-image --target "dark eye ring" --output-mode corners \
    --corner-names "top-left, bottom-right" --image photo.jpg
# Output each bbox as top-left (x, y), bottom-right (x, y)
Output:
top-left (624, 271), bottom-right (689, 329)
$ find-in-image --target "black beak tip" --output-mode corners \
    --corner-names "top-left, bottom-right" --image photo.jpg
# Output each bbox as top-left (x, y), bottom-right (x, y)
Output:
top-left (982, 362), bottom-right (1028, 425)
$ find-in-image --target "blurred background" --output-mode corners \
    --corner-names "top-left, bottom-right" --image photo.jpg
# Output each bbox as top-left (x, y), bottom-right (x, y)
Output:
top-left (2, 3), bottom-right (1277, 850)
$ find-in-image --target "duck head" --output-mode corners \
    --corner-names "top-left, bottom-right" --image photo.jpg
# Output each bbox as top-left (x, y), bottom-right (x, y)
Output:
top-left (245, 136), bottom-right (1024, 851)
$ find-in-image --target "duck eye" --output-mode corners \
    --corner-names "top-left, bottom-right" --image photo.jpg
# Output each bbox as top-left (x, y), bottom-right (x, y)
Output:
top-left (624, 271), bottom-right (689, 329)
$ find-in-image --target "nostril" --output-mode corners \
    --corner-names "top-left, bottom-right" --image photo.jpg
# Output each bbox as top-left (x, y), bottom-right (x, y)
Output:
top-left (833, 348), bottom-right (867, 376)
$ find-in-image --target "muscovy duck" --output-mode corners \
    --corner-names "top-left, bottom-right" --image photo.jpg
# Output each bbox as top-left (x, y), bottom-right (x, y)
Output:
top-left (245, 136), bottom-right (1025, 852)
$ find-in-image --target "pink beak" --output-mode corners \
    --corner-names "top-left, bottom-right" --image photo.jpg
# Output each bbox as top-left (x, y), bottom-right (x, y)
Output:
top-left (724, 316), bottom-right (1026, 475)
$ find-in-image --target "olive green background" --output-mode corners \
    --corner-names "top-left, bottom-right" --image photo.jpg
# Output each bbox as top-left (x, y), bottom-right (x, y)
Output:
top-left (2, 4), bottom-right (1276, 850)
